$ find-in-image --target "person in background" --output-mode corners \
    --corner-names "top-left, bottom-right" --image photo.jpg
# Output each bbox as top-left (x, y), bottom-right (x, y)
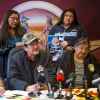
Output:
top-left (0, 10), bottom-right (25, 78)
top-left (7, 32), bottom-right (48, 92)
top-left (58, 37), bottom-right (100, 88)
top-left (49, 8), bottom-right (88, 50)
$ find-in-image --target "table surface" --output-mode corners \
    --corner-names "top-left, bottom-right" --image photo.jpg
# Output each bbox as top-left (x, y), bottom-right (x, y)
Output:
top-left (0, 89), bottom-right (99, 100)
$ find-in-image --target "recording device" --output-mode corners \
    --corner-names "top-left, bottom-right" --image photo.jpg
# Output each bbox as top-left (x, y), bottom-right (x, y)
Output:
top-left (28, 91), bottom-right (41, 97)
top-left (47, 82), bottom-right (54, 98)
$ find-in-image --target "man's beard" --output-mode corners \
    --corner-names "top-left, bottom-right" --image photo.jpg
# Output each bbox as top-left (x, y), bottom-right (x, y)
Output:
top-left (31, 52), bottom-right (40, 61)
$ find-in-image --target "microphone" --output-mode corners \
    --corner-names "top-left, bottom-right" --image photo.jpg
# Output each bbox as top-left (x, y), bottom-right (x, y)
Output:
top-left (56, 69), bottom-right (64, 82)
top-left (36, 65), bottom-right (46, 83)
top-left (92, 74), bottom-right (100, 85)
top-left (92, 74), bottom-right (100, 92)
top-left (92, 77), bottom-right (100, 85)
top-left (56, 68), bottom-right (64, 99)
top-left (30, 65), bottom-right (46, 97)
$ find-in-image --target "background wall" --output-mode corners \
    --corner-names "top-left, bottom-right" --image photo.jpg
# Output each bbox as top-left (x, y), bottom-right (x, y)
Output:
top-left (0, 0), bottom-right (100, 40)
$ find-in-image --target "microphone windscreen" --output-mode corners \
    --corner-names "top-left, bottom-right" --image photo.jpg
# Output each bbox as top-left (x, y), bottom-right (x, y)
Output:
top-left (92, 77), bottom-right (100, 85)
top-left (36, 65), bottom-right (47, 83)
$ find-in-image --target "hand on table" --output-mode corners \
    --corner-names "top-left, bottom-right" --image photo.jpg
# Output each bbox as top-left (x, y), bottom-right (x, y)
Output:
top-left (0, 87), bottom-right (5, 96)
top-left (26, 83), bottom-right (40, 93)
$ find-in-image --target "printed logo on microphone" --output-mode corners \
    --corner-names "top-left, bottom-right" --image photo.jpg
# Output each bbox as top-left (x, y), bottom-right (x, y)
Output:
top-left (37, 65), bottom-right (44, 72)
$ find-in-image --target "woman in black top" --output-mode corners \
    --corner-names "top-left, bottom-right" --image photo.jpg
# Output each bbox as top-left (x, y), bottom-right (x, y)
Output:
top-left (0, 10), bottom-right (25, 78)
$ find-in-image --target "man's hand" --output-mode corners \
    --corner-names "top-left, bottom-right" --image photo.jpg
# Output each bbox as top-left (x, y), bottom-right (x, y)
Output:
top-left (0, 87), bottom-right (5, 96)
top-left (26, 83), bottom-right (40, 93)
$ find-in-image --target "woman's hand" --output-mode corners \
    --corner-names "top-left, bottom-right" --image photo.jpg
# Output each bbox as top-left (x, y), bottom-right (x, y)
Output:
top-left (0, 87), bottom-right (5, 96)
top-left (60, 40), bottom-right (69, 48)
top-left (52, 37), bottom-right (60, 46)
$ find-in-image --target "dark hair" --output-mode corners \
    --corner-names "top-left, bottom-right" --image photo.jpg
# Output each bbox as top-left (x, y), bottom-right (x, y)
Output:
top-left (74, 37), bottom-right (89, 47)
top-left (0, 10), bottom-right (25, 43)
top-left (57, 8), bottom-right (79, 26)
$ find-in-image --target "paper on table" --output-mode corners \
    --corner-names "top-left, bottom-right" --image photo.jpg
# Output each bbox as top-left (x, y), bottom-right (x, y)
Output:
top-left (4, 90), bottom-right (28, 98)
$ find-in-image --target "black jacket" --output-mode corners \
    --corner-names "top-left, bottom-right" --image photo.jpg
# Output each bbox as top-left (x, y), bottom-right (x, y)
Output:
top-left (7, 48), bottom-right (48, 90)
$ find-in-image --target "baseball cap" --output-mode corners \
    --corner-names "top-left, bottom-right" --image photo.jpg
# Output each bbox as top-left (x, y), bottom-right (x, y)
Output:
top-left (22, 32), bottom-right (38, 45)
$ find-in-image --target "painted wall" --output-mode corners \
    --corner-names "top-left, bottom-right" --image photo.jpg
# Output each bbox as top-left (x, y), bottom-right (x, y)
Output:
top-left (0, 0), bottom-right (100, 40)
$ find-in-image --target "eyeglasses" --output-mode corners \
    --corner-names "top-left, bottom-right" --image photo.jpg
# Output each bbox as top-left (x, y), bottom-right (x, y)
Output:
top-left (9, 16), bottom-right (19, 21)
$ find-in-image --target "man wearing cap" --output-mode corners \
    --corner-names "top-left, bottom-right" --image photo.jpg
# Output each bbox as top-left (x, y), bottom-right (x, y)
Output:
top-left (7, 32), bottom-right (49, 92)
top-left (58, 37), bottom-right (100, 88)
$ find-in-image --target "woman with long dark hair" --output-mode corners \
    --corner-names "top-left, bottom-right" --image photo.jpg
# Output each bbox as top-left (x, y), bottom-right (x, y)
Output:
top-left (49, 8), bottom-right (88, 49)
top-left (0, 10), bottom-right (25, 78)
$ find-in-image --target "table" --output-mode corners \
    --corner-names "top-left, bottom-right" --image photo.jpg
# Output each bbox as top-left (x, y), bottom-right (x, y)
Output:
top-left (0, 89), bottom-right (99, 100)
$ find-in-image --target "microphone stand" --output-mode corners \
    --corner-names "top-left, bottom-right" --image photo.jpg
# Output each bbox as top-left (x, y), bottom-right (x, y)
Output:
top-left (35, 65), bottom-right (46, 96)
top-left (65, 72), bottom-right (76, 99)
top-left (56, 81), bottom-right (63, 99)
top-left (84, 79), bottom-right (93, 100)
top-left (65, 81), bottom-right (73, 100)
top-left (83, 68), bottom-right (89, 99)
top-left (56, 68), bottom-right (64, 99)
top-left (47, 82), bottom-right (54, 98)
top-left (84, 79), bottom-right (88, 99)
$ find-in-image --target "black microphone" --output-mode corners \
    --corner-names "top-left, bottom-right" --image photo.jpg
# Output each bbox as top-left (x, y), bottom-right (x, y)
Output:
top-left (36, 65), bottom-right (46, 83)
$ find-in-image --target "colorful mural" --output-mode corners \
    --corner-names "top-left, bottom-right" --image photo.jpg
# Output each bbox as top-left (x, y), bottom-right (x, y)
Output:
top-left (0, 0), bottom-right (100, 40)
